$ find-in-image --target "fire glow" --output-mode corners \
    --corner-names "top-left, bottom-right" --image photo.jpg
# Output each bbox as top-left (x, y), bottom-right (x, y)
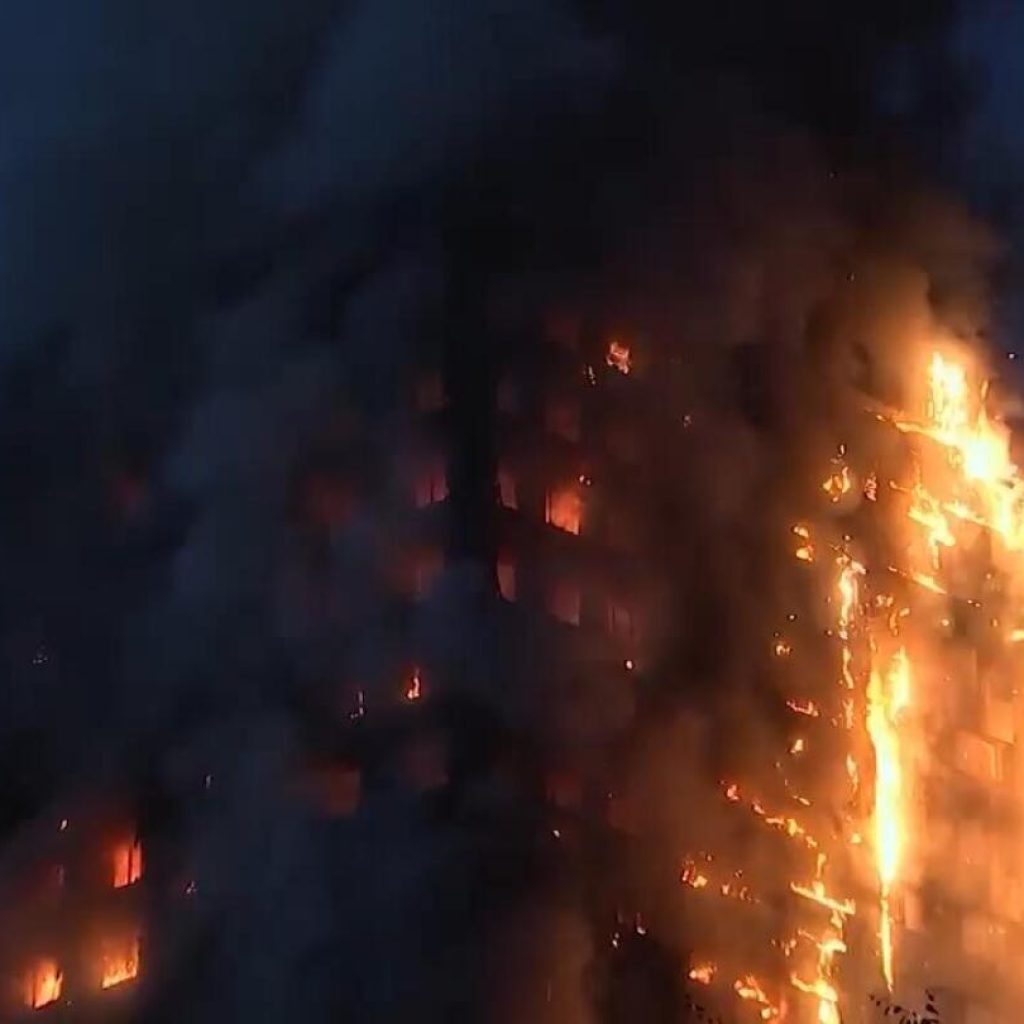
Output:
top-left (24, 959), bottom-right (62, 1010)
top-left (100, 935), bottom-right (140, 989)
top-left (112, 838), bottom-right (143, 888)
top-left (682, 342), bottom-right (1024, 1021)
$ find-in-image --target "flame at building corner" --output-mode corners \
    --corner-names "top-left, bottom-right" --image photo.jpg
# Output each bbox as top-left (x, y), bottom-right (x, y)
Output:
top-left (866, 648), bottom-right (911, 991)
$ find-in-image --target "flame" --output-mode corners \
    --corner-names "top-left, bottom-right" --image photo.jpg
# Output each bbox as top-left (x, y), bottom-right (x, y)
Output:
top-left (689, 962), bottom-right (716, 985)
top-left (734, 975), bottom-right (781, 1020)
top-left (546, 486), bottom-right (582, 534)
top-left (113, 839), bottom-right (143, 888)
top-left (866, 648), bottom-right (911, 990)
top-left (405, 667), bottom-right (422, 702)
top-left (822, 464), bottom-right (852, 503)
top-left (606, 339), bottom-right (631, 375)
top-left (24, 960), bottom-right (62, 1009)
top-left (100, 935), bottom-right (140, 989)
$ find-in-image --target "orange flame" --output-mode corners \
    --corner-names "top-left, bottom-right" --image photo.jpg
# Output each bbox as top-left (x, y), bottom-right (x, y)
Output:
top-left (100, 935), bottom-right (140, 989)
top-left (113, 839), bottom-right (143, 888)
top-left (866, 648), bottom-right (911, 989)
top-left (606, 339), bottom-right (631, 375)
top-left (24, 959), bottom-right (62, 1009)
top-left (405, 667), bottom-right (423, 702)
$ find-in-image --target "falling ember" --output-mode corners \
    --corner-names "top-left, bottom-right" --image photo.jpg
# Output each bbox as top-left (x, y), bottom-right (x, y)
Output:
top-left (405, 667), bottom-right (422, 702)
top-left (100, 935), bottom-right (140, 989)
top-left (866, 648), bottom-right (911, 990)
top-left (24, 960), bottom-right (62, 1009)
top-left (605, 338), bottom-right (631, 375)
top-left (112, 839), bottom-right (143, 888)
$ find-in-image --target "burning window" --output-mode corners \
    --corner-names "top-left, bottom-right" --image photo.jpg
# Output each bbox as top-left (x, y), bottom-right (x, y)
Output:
top-left (548, 579), bottom-right (580, 626)
top-left (112, 839), bottom-right (143, 888)
top-left (497, 555), bottom-right (516, 601)
top-left (497, 374), bottom-right (518, 414)
top-left (23, 959), bottom-right (62, 1009)
top-left (545, 486), bottom-right (582, 535)
top-left (498, 466), bottom-right (518, 509)
top-left (100, 934), bottom-right (140, 990)
top-left (415, 370), bottom-right (445, 412)
top-left (413, 455), bottom-right (448, 507)
top-left (545, 395), bottom-right (580, 442)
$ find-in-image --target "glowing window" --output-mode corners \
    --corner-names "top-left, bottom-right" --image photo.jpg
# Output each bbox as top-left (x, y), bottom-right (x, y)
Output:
top-left (497, 374), bottom-right (518, 414)
top-left (497, 557), bottom-right (516, 601)
top-left (112, 839), bottom-right (143, 888)
top-left (545, 486), bottom-right (581, 535)
top-left (548, 580), bottom-right (580, 626)
top-left (498, 467), bottom-right (518, 509)
top-left (607, 600), bottom-right (634, 639)
top-left (414, 456), bottom-right (448, 507)
top-left (954, 731), bottom-right (1002, 783)
top-left (24, 959), bottom-right (62, 1009)
top-left (100, 934), bottom-right (140, 989)
top-left (413, 548), bottom-right (443, 598)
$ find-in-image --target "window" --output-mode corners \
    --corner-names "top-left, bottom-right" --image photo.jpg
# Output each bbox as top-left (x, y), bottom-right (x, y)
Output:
top-left (414, 547), bottom-right (443, 598)
top-left (112, 838), bottom-right (143, 888)
top-left (546, 486), bottom-right (582, 535)
top-left (954, 731), bottom-right (1002, 783)
top-left (544, 309), bottom-right (580, 350)
top-left (497, 374), bottom-right (518, 414)
top-left (498, 466), bottom-right (518, 509)
top-left (607, 599), bottom-right (634, 640)
top-left (497, 556), bottom-right (516, 601)
top-left (546, 395), bottom-right (580, 442)
top-left (416, 371), bottom-right (445, 412)
top-left (414, 455), bottom-right (448, 507)
top-left (548, 579), bottom-right (580, 625)
top-left (607, 422), bottom-right (640, 462)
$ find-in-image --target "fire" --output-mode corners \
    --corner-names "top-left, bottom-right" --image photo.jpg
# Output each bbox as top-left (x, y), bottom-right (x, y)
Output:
top-left (866, 648), bottom-right (911, 990)
top-left (100, 934), bottom-right (140, 989)
top-left (545, 486), bottom-right (582, 534)
top-left (689, 962), bottom-right (716, 985)
top-left (405, 667), bottom-right (422, 702)
top-left (733, 975), bottom-right (781, 1020)
top-left (112, 838), bottom-right (143, 888)
top-left (24, 959), bottom-right (62, 1009)
top-left (822, 464), bottom-right (852, 503)
top-left (606, 338), bottom-right (631, 375)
